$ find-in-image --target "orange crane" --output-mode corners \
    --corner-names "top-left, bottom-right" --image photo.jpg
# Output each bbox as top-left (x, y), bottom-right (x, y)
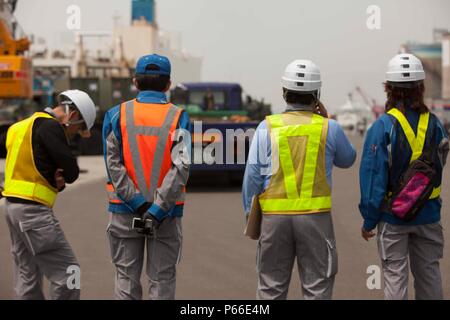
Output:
top-left (0, 0), bottom-right (32, 99)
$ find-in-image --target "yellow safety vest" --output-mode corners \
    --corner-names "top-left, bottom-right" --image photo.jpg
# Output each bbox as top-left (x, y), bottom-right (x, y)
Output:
top-left (3, 112), bottom-right (59, 207)
top-left (258, 112), bottom-right (332, 214)
top-left (387, 108), bottom-right (441, 199)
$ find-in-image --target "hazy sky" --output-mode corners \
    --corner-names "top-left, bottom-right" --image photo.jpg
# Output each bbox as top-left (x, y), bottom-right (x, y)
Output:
top-left (15, 0), bottom-right (450, 113)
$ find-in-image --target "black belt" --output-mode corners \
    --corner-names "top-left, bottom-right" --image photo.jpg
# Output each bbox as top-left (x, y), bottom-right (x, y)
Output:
top-left (5, 197), bottom-right (42, 206)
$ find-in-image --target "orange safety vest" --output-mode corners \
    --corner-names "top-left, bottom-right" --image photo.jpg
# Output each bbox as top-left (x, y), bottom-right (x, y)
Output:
top-left (106, 99), bottom-right (186, 207)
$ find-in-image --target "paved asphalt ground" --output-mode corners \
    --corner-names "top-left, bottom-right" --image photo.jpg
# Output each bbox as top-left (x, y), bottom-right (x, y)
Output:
top-left (0, 136), bottom-right (449, 300)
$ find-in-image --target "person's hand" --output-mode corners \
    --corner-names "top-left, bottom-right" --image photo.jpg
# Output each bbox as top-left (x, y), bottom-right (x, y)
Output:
top-left (361, 227), bottom-right (376, 241)
top-left (78, 130), bottom-right (91, 138)
top-left (137, 202), bottom-right (152, 215)
top-left (315, 101), bottom-right (329, 118)
top-left (55, 169), bottom-right (65, 191)
top-left (141, 211), bottom-right (162, 230)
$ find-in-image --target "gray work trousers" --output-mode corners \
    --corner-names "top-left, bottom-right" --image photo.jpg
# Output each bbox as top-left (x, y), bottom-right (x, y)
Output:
top-left (256, 212), bottom-right (338, 300)
top-left (377, 221), bottom-right (444, 300)
top-left (107, 212), bottom-right (182, 300)
top-left (4, 200), bottom-right (80, 300)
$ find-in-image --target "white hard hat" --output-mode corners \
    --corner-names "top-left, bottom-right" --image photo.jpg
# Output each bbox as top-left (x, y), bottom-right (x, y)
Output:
top-left (386, 54), bottom-right (425, 83)
top-left (58, 90), bottom-right (96, 131)
top-left (282, 60), bottom-right (322, 92)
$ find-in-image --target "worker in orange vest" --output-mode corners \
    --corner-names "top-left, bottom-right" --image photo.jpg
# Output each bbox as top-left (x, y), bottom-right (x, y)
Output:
top-left (102, 54), bottom-right (191, 300)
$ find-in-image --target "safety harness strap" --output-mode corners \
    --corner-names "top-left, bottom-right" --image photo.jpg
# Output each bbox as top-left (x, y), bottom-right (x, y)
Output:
top-left (387, 108), bottom-right (429, 163)
top-left (387, 108), bottom-right (440, 199)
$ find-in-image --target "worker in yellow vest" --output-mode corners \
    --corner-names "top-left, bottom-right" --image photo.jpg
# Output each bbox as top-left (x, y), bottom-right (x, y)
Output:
top-left (0, 90), bottom-right (96, 300)
top-left (242, 60), bottom-right (356, 300)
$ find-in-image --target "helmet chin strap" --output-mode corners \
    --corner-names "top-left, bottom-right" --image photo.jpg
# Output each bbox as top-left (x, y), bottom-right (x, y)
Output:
top-left (60, 103), bottom-right (72, 127)
top-left (283, 89), bottom-right (288, 102)
top-left (61, 102), bottom-right (84, 127)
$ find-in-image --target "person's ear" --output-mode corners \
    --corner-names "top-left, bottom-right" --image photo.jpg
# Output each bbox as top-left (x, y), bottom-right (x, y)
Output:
top-left (70, 110), bottom-right (81, 122)
top-left (163, 80), bottom-right (172, 93)
top-left (132, 78), bottom-right (139, 90)
top-left (69, 110), bottom-right (76, 120)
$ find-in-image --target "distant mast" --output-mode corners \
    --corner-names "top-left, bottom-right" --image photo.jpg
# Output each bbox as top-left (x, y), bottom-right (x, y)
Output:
top-left (132, 0), bottom-right (156, 25)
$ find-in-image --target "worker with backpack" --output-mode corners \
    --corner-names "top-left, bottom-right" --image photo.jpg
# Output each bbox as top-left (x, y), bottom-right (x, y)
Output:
top-left (359, 53), bottom-right (449, 300)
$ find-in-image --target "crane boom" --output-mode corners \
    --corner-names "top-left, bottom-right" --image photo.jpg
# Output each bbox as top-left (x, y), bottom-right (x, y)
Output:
top-left (0, 0), bottom-right (30, 55)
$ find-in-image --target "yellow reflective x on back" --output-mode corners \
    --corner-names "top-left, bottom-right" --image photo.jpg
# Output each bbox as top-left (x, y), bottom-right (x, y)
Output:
top-left (259, 112), bottom-right (331, 214)
top-left (387, 108), bottom-right (440, 200)
top-left (387, 108), bottom-right (429, 163)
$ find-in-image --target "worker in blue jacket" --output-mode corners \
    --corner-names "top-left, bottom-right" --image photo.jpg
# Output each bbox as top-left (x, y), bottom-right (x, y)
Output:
top-left (359, 53), bottom-right (449, 300)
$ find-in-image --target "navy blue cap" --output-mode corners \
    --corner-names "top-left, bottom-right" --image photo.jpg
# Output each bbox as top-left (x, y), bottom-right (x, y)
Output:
top-left (135, 54), bottom-right (171, 75)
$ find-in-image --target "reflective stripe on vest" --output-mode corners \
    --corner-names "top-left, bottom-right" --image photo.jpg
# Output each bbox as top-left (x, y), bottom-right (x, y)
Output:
top-left (258, 112), bottom-right (331, 214)
top-left (387, 108), bottom-right (440, 200)
top-left (106, 183), bottom-right (122, 204)
top-left (106, 99), bottom-right (185, 206)
top-left (3, 112), bottom-right (58, 207)
top-left (106, 183), bottom-right (186, 206)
